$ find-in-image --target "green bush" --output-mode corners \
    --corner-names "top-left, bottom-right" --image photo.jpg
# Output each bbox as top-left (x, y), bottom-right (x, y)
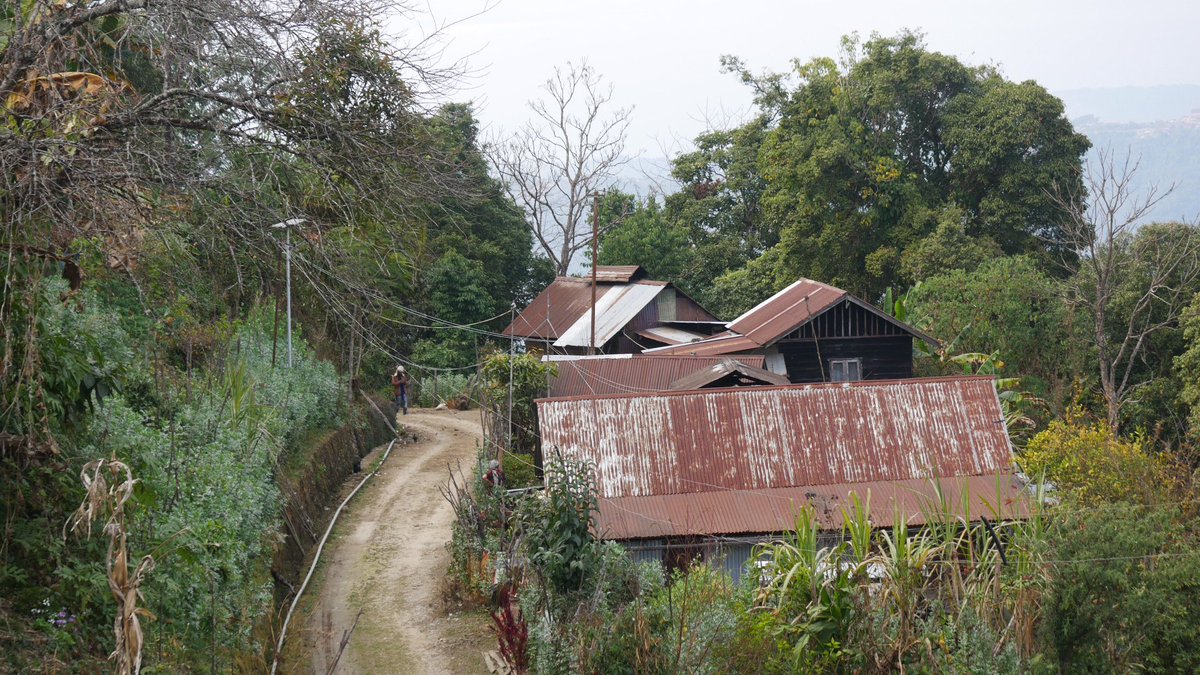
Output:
top-left (502, 452), bottom-right (538, 488)
top-left (410, 372), bottom-right (475, 408)
top-left (1044, 503), bottom-right (1200, 673)
top-left (65, 310), bottom-right (344, 667)
top-left (1021, 417), bottom-right (1178, 506)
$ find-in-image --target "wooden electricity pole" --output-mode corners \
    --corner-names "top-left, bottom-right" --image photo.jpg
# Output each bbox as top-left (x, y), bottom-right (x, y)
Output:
top-left (589, 191), bottom-right (600, 355)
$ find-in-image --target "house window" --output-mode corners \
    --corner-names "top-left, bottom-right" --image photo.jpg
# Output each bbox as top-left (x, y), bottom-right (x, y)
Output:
top-left (656, 287), bottom-right (677, 322)
top-left (829, 358), bottom-right (862, 382)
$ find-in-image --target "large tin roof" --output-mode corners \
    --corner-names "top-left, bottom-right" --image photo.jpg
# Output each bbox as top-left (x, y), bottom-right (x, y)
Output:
top-left (644, 278), bottom-right (936, 356)
top-left (503, 268), bottom-right (691, 344)
top-left (553, 282), bottom-right (664, 348)
top-left (596, 474), bottom-right (1027, 540)
top-left (547, 355), bottom-right (768, 398)
top-left (537, 376), bottom-right (1019, 537)
top-left (503, 277), bottom-right (609, 341)
top-left (728, 278), bottom-right (848, 345)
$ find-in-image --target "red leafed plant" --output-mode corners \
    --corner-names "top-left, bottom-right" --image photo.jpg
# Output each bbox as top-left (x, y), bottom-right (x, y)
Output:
top-left (491, 587), bottom-right (529, 673)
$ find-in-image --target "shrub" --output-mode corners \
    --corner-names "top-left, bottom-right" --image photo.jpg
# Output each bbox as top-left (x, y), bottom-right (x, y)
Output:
top-left (1021, 417), bottom-right (1178, 505)
top-left (414, 372), bottom-right (474, 408)
top-left (58, 311), bottom-right (346, 667)
top-left (1043, 503), bottom-right (1200, 673)
top-left (502, 452), bottom-right (538, 488)
top-left (481, 352), bottom-right (555, 455)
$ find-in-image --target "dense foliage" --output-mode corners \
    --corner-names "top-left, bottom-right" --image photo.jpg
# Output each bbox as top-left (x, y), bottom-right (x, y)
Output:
top-left (451, 445), bottom-right (1200, 674)
top-left (0, 2), bottom-right (546, 668)
top-left (602, 31), bottom-right (1091, 312)
top-left (0, 283), bottom-right (346, 669)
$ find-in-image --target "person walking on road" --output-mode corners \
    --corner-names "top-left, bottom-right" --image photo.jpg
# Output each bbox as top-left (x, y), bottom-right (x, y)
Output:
top-left (392, 365), bottom-right (411, 415)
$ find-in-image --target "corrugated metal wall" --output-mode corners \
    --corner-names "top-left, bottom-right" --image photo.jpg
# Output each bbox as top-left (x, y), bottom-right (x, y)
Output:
top-left (714, 543), bottom-right (755, 582)
top-left (619, 539), bottom-right (762, 583)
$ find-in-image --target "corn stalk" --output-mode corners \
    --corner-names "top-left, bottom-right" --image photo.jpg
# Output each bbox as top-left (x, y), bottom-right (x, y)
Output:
top-left (66, 458), bottom-right (155, 675)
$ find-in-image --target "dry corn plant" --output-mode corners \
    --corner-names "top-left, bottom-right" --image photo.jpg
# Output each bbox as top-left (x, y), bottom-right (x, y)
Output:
top-left (66, 458), bottom-right (155, 675)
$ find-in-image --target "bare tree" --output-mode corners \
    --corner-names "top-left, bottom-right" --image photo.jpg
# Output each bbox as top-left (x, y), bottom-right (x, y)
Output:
top-left (1054, 148), bottom-right (1200, 432)
top-left (488, 61), bottom-right (632, 276)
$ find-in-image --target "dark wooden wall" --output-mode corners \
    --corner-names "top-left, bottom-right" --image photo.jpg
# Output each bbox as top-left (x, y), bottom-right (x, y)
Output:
top-left (779, 335), bottom-right (913, 383)
top-left (772, 300), bottom-right (917, 383)
top-left (675, 292), bottom-right (718, 322)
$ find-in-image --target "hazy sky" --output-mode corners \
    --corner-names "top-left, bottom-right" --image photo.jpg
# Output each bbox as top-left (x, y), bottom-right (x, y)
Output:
top-left (412, 0), bottom-right (1199, 155)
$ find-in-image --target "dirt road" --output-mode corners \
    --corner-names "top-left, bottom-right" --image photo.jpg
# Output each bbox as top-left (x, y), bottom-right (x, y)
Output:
top-left (296, 408), bottom-right (492, 675)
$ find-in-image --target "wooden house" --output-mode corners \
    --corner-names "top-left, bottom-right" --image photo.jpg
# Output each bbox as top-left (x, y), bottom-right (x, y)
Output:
top-left (502, 266), bottom-right (722, 356)
top-left (644, 278), bottom-right (937, 383)
top-left (537, 377), bottom-right (1025, 581)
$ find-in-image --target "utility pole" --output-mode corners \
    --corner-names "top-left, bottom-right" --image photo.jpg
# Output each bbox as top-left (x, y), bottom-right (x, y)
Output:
top-left (270, 218), bottom-right (305, 368)
top-left (589, 191), bottom-right (599, 355)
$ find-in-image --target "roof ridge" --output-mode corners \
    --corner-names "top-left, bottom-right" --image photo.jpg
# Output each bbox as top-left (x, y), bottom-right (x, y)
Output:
top-left (537, 374), bottom-right (997, 404)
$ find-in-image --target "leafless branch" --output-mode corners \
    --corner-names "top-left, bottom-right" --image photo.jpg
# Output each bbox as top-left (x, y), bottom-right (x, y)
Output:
top-left (486, 61), bottom-right (633, 275)
top-left (1050, 147), bottom-right (1199, 431)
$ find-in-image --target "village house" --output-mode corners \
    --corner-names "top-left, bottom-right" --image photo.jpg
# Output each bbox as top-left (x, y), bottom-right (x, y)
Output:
top-left (536, 376), bottom-right (1025, 581)
top-left (644, 278), bottom-right (939, 383)
top-left (502, 265), bottom-right (724, 355)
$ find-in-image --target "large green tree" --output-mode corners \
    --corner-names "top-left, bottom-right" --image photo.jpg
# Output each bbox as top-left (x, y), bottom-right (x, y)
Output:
top-left (907, 256), bottom-right (1077, 402)
top-left (740, 31), bottom-right (1090, 296)
top-left (598, 121), bottom-right (775, 313)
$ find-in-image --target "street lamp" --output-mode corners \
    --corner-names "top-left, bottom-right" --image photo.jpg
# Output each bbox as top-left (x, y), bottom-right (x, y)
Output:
top-left (270, 218), bottom-right (305, 368)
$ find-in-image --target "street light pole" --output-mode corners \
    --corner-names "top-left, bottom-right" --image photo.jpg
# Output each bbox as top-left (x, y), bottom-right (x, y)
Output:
top-left (284, 225), bottom-right (293, 368)
top-left (271, 218), bottom-right (305, 368)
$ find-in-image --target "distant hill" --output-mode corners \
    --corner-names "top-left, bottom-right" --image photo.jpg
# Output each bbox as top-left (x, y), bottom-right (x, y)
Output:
top-left (1054, 86), bottom-right (1200, 225)
top-left (1074, 113), bottom-right (1200, 225)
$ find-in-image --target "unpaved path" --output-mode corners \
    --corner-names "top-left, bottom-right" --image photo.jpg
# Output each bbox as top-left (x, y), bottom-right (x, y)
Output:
top-left (297, 408), bottom-right (491, 675)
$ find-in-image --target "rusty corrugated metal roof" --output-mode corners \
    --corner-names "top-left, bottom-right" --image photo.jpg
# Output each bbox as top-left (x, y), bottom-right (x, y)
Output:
top-left (539, 376), bottom-right (1020, 538)
top-left (596, 474), bottom-right (1028, 539)
top-left (504, 277), bottom-right (610, 340)
top-left (644, 278), bottom-right (936, 355)
top-left (547, 355), bottom-right (768, 398)
top-left (729, 278), bottom-right (847, 345)
top-left (592, 265), bottom-right (647, 283)
top-left (667, 359), bottom-right (789, 390)
top-left (538, 376), bottom-right (1012, 499)
top-left (504, 273), bottom-right (679, 344)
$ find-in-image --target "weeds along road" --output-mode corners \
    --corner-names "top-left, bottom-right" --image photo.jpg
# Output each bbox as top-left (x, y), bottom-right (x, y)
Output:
top-left (291, 408), bottom-right (492, 674)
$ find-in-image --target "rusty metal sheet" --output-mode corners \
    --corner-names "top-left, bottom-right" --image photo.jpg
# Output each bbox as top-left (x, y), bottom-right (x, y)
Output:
top-left (537, 376), bottom-right (1013, 501)
top-left (547, 355), bottom-right (768, 398)
top-left (504, 277), bottom-right (612, 340)
top-left (554, 283), bottom-right (664, 348)
top-left (595, 474), bottom-right (1028, 540)
top-left (729, 278), bottom-right (846, 346)
top-left (667, 359), bottom-right (790, 391)
top-left (649, 278), bottom-right (937, 354)
top-left (592, 265), bottom-right (646, 283)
